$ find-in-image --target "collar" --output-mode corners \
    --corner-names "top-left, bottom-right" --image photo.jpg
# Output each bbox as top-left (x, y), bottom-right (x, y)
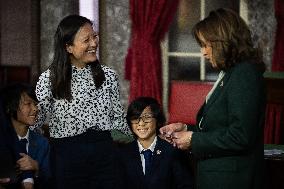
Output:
top-left (205, 70), bottom-right (225, 103)
top-left (17, 129), bottom-right (29, 142)
top-left (218, 70), bottom-right (225, 79)
top-left (137, 136), bottom-right (157, 153)
top-left (72, 64), bottom-right (90, 72)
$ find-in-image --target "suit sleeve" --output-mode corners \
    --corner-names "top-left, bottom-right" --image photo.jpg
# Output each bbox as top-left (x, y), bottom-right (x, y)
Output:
top-left (36, 137), bottom-right (51, 182)
top-left (191, 64), bottom-right (265, 157)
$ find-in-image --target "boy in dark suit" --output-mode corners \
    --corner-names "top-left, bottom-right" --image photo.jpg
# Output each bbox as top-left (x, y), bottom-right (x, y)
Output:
top-left (0, 84), bottom-right (50, 189)
top-left (117, 97), bottom-right (193, 189)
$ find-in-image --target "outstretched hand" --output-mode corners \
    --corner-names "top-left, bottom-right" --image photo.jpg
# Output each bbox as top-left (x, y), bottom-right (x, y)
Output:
top-left (159, 122), bottom-right (187, 138)
top-left (171, 131), bottom-right (193, 150)
top-left (159, 122), bottom-right (193, 150)
top-left (159, 122), bottom-right (187, 144)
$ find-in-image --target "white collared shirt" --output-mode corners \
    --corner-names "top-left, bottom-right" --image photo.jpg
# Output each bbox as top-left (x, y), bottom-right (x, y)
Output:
top-left (137, 136), bottom-right (157, 174)
top-left (206, 71), bottom-right (225, 103)
top-left (17, 130), bottom-right (34, 184)
top-left (17, 129), bottom-right (30, 153)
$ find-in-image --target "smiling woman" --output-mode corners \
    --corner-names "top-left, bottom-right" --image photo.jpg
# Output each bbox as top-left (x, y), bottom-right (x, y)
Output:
top-left (35, 14), bottom-right (131, 189)
top-left (66, 23), bottom-right (99, 68)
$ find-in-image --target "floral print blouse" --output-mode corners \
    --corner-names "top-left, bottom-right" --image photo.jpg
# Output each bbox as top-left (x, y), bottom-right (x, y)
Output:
top-left (35, 64), bottom-right (131, 138)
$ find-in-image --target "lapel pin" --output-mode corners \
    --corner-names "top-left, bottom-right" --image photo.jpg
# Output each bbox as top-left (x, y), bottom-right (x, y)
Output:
top-left (220, 81), bottom-right (224, 87)
top-left (156, 150), bottom-right (161, 155)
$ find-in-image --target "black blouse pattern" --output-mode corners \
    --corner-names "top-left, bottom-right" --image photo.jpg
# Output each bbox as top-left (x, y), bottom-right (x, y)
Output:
top-left (35, 65), bottom-right (131, 138)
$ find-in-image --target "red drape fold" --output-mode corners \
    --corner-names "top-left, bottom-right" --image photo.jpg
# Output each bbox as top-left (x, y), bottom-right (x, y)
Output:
top-left (272, 0), bottom-right (284, 71)
top-left (125, 0), bottom-right (179, 103)
top-left (264, 103), bottom-right (284, 144)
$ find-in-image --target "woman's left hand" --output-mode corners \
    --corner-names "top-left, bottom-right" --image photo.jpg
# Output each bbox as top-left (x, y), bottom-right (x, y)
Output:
top-left (171, 131), bottom-right (193, 150)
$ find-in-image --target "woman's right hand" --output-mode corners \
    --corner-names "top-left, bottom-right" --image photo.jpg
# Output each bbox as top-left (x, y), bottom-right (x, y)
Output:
top-left (159, 123), bottom-right (187, 142)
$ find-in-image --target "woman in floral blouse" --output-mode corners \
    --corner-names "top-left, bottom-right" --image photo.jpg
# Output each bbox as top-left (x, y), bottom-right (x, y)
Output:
top-left (35, 15), bottom-right (131, 189)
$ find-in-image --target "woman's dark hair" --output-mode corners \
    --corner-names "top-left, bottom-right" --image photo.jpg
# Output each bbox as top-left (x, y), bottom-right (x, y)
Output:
top-left (127, 97), bottom-right (166, 136)
top-left (0, 83), bottom-right (37, 120)
top-left (192, 8), bottom-right (265, 72)
top-left (50, 14), bottom-right (105, 101)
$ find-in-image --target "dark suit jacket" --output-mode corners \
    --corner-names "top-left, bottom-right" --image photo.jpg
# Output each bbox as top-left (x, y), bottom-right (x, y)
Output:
top-left (27, 130), bottom-right (51, 186)
top-left (189, 62), bottom-right (265, 189)
top-left (117, 137), bottom-right (193, 189)
top-left (14, 129), bottom-right (51, 188)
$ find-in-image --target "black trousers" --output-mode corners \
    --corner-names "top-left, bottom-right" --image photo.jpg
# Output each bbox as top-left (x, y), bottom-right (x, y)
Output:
top-left (49, 130), bottom-right (120, 189)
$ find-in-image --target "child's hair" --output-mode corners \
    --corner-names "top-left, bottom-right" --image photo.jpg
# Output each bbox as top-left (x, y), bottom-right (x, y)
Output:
top-left (0, 83), bottom-right (37, 120)
top-left (126, 97), bottom-right (165, 136)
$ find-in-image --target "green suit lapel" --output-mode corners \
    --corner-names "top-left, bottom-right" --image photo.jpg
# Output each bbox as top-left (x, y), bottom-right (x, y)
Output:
top-left (200, 69), bottom-right (233, 127)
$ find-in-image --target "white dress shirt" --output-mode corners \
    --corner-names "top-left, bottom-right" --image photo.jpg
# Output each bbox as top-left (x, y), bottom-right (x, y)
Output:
top-left (137, 136), bottom-right (157, 174)
top-left (18, 130), bottom-right (34, 184)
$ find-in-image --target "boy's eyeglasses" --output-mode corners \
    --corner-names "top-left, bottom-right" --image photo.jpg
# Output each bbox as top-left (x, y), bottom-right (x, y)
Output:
top-left (130, 115), bottom-right (154, 124)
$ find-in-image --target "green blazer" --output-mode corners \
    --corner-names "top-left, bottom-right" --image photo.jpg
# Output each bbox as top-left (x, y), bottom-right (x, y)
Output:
top-left (189, 62), bottom-right (265, 189)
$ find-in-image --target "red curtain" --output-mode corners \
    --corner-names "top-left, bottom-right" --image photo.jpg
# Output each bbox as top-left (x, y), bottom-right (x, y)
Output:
top-left (265, 0), bottom-right (284, 144)
top-left (264, 103), bottom-right (284, 144)
top-left (125, 0), bottom-right (179, 103)
top-left (272, 0), bottom-right (284, 71)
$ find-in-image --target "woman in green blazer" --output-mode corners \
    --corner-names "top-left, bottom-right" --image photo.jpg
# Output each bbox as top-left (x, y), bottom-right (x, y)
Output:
top-left (160, 8), bottom-right (266, 189)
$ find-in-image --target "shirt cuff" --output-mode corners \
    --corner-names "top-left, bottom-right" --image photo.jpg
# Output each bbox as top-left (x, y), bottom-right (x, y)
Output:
top-left (22, 178), bottom-right (34, 184)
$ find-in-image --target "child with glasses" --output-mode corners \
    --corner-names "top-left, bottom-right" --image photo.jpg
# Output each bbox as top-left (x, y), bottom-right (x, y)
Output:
top-left (117, 97), bottom-right (193, 189)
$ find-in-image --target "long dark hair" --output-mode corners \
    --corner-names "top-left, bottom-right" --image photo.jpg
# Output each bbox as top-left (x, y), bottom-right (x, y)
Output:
top-left (50, 15), bottom-right (105, 101)
top-left (192, 8), bottom-right (265, 72)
